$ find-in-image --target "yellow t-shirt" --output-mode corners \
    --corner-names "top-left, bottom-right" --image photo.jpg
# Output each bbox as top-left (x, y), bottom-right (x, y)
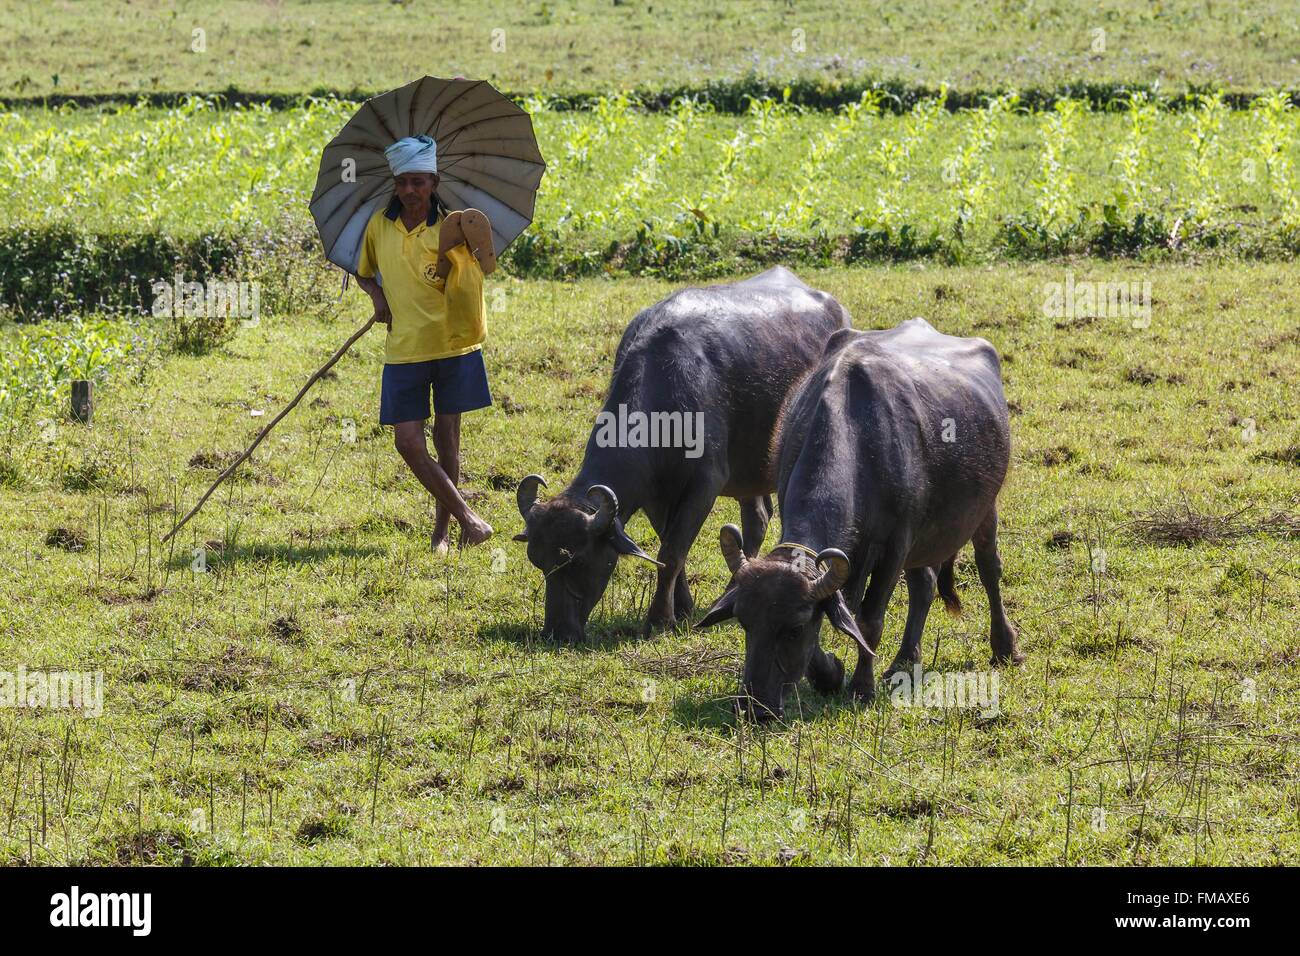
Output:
top-left (356, 205), bottom-right (487, 364)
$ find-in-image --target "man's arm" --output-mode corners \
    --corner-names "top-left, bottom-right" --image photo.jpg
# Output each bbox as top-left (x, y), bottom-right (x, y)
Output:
top-left (355, 274), bottom-right (392, 329)
top-left (354, 215), bottom-right (390, 330)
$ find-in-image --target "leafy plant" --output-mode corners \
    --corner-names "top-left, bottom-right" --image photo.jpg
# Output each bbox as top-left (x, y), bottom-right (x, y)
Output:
top-left (857, 88), bottom-right (948, 237)
top-left (943, 92), bottom-right (1019, 245)
top-left (757, 90), bottom-right (883, 237)
top-left (669, 93), bottom-right (791, 238)
top-left (1181, 91), bottom-right (1228, 227)
top-left (1109, 90), bottom-right (1161, 224)
top-left (0, 315), bottom-right (146, 420)
top-left (1031, 98), bottom-right (1085, 237)
top-left (1250, 90), bottom-right (1300, 233)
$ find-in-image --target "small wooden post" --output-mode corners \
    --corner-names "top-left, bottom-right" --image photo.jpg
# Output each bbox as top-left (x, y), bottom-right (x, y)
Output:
top-left (71, 380), bottom-right (93, 425)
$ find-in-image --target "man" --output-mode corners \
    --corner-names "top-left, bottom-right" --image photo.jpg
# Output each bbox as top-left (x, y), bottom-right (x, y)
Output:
top-left (354, 134), bottom-right (493, 549)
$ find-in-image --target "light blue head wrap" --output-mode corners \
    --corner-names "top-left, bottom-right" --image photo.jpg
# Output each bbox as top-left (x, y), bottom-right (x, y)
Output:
top-left (385, 135), bottom-right (438, 176)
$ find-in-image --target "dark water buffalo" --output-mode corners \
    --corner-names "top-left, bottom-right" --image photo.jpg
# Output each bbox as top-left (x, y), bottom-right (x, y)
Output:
top-left (698, 317), bottom-right (1024, 720)
top-left (514, 266), bottom-right (851, 643)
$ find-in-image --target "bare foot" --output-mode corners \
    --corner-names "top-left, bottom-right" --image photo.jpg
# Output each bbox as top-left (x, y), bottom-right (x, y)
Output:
top-left (458, 515), bottom-right (494, 547)
top-left (432, 503), bottom-right (451, 556)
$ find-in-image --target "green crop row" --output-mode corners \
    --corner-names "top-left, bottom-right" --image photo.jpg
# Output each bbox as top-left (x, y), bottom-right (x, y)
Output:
top-left (1, 92), bottom-right (1298, 316)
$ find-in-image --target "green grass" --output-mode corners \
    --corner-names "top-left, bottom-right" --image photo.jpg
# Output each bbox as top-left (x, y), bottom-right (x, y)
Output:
top-left (0, 315), bottom-right (155, 422)
top-left (3, 94), bottom-right (1299, 319)
top-left (5, 94), bottom-right (1298, 242)
top-left (1, 261), bottom-right (1296, 864)
top-left (3, 0), bottom-right (1299, 99)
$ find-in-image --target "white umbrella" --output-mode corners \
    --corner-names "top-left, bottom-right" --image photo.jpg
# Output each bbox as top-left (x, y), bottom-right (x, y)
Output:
top-left (310, 76), bottom-right (547, 274)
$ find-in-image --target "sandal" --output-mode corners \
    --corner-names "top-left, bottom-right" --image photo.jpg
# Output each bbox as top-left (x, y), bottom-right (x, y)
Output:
top-left (458, 208), bottom-right (497, 276)
top-left (435, 210), bottom-right (464, 280)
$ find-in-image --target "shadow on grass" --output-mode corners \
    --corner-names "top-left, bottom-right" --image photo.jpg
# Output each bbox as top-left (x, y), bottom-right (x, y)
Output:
top-left (670, 694), bottom-right (738, 731)
top-left (477, 609), bottom-right (652, 653)
top-left (670, 681), bottom-right (873, 733)
top-left (164, 541), bottom-right (383, 571)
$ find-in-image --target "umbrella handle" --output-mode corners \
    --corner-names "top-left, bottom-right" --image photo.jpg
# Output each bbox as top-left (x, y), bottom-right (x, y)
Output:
top-left (161, 317), bottom-right (376, 544)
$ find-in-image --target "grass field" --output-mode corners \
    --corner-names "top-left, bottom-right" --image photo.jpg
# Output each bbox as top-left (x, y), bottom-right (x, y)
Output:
top-left (2, 0), bottom-right (1297, 870)
top-left (3, 0), bottom-right (1299, 98)
top-left (1, 262), bottom-right (1296, 865)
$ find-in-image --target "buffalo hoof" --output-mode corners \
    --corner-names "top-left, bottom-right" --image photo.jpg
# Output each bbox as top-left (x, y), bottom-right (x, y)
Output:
top-left (882, 654), bottom-right (920, 681)
top-left (641, 614), bottom-right (677, 638)
top-left (849, 682), bottom-right (877, 705)
top-left (990, 623), bottom-right (1024, 665)
top-left (546, 631), bottom-right (586, 646)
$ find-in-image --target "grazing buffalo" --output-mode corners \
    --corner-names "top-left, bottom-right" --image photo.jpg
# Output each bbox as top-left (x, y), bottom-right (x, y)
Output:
top-left (514, 266), bottom-right (851, 643)
top-left (698, 317), bottom-right (1024, 720)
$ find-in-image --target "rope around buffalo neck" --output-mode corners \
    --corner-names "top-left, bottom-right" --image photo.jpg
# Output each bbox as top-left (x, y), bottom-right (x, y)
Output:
top-left (773, 541), bottom-right (821, 575)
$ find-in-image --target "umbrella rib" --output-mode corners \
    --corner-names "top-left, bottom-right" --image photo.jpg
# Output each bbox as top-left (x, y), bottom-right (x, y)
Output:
top-left (431, 80), bottom-right (491, 150)
top-left (435, 106), bottom-right (534, 138)
top-left (441, 159), bottom-right (544, 196)
top-left (439, 153), bottom-right (545, 174)
top-left (362, 99), bottom-right (400, 144)
top-left (438, 142), bottom-right (548, 167)
top-left (409, 75), bottom-right (440, 137)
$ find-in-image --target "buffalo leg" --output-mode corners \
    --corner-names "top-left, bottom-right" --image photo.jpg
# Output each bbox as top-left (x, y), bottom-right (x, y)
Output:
top-left (972, 507), bottom-right (1024, 665)
top-left (885, 566), bottom-right (937, 676)
top-left (642, 496), bottom-right (694, 617)
top-left (673, 568), bottom-right (694, 619)
top-left (848, 551), bottom-right (905, 702)
top-left (806, 642), bottom-right (845, 695)
top-left (644, 487), bottom-right (715, 636)
top-left (739, 495), bottom-right (772, 558)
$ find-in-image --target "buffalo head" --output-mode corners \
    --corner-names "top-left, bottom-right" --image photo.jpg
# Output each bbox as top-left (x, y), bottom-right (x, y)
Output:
top-left (697, 524), bottom-right (868, 721)
top-left (513, 474), bottom-right (660, 643)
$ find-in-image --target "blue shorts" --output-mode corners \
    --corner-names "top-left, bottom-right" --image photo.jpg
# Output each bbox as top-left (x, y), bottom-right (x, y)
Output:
top-left (379, 349), bottom-right (493, 424)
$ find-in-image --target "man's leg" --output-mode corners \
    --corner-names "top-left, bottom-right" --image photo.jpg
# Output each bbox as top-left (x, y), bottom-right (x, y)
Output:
top-left (392, 419), bottom-right (492, 547)
top-left (430, 413), bottom-right (461, 553)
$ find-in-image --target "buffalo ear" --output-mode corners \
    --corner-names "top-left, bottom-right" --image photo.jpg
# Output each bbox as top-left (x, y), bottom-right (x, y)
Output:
top-left (609, 518), bottom-right (665, 567)
top-left (512, 531), bottom-right (529, 542)
top-left (823, 591), bottom-right (873, 656)
top-left (696, 588), bottom-right (738, 628)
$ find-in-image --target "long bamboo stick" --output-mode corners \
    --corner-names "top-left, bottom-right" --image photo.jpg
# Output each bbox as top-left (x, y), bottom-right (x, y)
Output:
top-left (161, 317), bottom-right (376, 544)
